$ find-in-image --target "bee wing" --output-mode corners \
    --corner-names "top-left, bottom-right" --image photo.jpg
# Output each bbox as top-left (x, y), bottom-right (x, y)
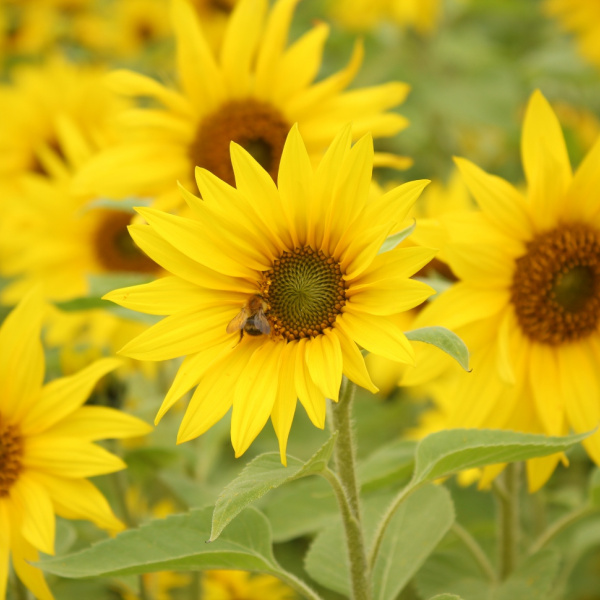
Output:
top-left (254, 311), bottom-right (271, 335)
top-left (226, 307), bottom-right (250, 334)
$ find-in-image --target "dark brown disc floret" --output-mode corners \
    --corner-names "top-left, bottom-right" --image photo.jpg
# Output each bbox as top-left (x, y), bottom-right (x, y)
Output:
top-left (511, 223), bottom-right (600, 345)
top-left (94, 210), bottom-right (159, 273)
top-left (0, 416), bottom-right (23, 497)
top-left (188, 99), bottom-right (290, 186)
top-left (261, 247), bottom-right (348, 341)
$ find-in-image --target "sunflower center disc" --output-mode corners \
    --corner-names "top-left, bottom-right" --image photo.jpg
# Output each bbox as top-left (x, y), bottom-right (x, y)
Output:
top-left (0, 417), bottom-right (23, 497)
top-left (511, 223), bottom-right (600, 345)
top-left (94, 210), bottom-right (159, 273)
top-left (188, 99), bottom-right (290, 186)
top-left (261, 247), bottom-right (348, 341)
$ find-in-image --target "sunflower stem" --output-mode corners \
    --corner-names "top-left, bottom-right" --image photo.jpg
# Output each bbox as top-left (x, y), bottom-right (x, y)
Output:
top-left (495, 462), bottom-right (521, 579)
top-left (10, 571), bottom-right (30, 600)
top-left (330, 378), bottom-right (372, 600)
top-left (275, 569), bottom-right (325, 600)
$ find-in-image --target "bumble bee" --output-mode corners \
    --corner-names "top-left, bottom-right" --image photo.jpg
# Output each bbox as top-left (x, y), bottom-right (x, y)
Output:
top-left (226, 295), bottom-right (271, 342)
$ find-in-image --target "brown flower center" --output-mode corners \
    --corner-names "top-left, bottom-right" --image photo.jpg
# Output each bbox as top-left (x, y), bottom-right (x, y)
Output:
top-left (94, 210), bottom-right (159, 273)
top-left (188, 99), bottom-right (290, 187)
top-left (0, 417), bottom-right (23, 497)
top-left (261, 247), bottom-right (348, 341)
top-left (511, 223), bottom-right (600, 345)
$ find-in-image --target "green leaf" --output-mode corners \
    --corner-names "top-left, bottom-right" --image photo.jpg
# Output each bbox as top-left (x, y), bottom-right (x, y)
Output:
top-left (263, 477), bottom-right (337, 542)
top-left (358, 439), bottom-right (416, 492)
top-left (412, 429), bottom-right (590, 486)
top-left (417, 545), bottom-right (560, 600)
top-left (210, 433), bottom-right (337, 541)
top-left (304, 487), bottom-right (454, 598)
top-left (405, 326), bottom-right (470, 372)
top-left (589, 468), bottom-right (600, 507)
top-left (495, 549), bottom-right (561, 600)
top-left (37, 507), bottom-right (280, 578)
top-left (372, 485), bottom-right (455, 600)
top-left (378, 221), bottom-right (416, 254)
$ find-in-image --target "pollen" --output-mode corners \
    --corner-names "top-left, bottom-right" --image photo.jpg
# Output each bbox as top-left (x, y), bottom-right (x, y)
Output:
top-left (94, 210), bottom-right (159, 274)
top-left (261, 247), bottom-right (348, 341)
top-left (511, 223), bottom-right (600, 345)
top-left (0, 415), bottom-right (23, 497)
top-left (188, 99), bottom-right (290, 187)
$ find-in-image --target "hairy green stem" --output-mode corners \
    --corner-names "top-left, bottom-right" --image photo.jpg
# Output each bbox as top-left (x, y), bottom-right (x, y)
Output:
top-left (329, 379), bottom-right (372, 600)
top-left (529, 505), bottom-right (599, 555)
top-left (451, 523), bottom-right (497, 583)
top-left (494, 463), bottom-right (521, 579)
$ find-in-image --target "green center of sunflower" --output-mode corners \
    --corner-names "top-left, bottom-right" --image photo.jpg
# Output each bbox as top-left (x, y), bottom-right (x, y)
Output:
top-left (0, 417), bottom-right (23, 497)
top-left (261, 247), bottom-right (348, 341)
top-left (188, 99), bottom-right (290, 187)
top-left (511, 223), bottom-right (600, 345)
top-left (94, 210), bottom-right (159, 274)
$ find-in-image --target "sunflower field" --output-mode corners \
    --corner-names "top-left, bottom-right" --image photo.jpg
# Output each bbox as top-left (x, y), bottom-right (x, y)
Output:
top-left (2, 0), bottom-right (600, 599)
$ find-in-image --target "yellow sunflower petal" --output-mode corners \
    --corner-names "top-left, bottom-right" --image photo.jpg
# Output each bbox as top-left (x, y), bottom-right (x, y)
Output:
top-left (106, 70), bottom-right (193, 116)
top-left (295, 339), bottom-right (327, 429)
top-left (529, 343), bottom-right (564, 436)
top-left (305, 330), bottom-right (343, 401)
top-left (23, 436), bottom-right (126, 478)
top-left (0, 289), bottom-right (45, 423)
top-left (339, 223), bottom-right (392, 280)
top-left (278, 123), bottom-right (314, 247)
top-left (351, 246), bottom-right (437, 287)
top-left (334, 320), bottom-right (378, 393)
top-left (104, 276), bottom-right (245, 316)
top-left (232, 342), bottom-right (284, 457)
top-left (0, 502), bottom-right (10, 600)
top-left (453, 156), bottom-right (531, 240)
top-left (348, 279), bottom-right (434, 315)
top-left (255, 0), bottom-right (299, 97)
top-left (47, 406), bottom-right (152, 441)
top-left (230, 143), bottom-right (293, 250)
top-left (340, 311), bottom-right (415, 364)
top-left (526, 454), bottom-right (563, 493)
top-left (9, 531), bottom-right (53, 600)
top-left (10, 474), bottom-right (55, 556)
top-left (119, 305), bottom-right (234, 361)
top-left (412, 282), bottom-right (510, 331)
top-left (177, 340), bottom-right (260, 443)
top-left (21, 358), bottom-right (121, 437)
top-left (171, 0), bottom-right (224, 111)
top-left (274, 22), bottom-right (329, 103)
top-left (31, 473), bottom-right (124, 532)
top-left (271, 341), bottom-right (299, 465)
top-left (560, 342), bottom-right (600, 463)
top-left (522, 90), bottom-right (573, 229)
top-left (443, 243), bottom-right (515, 287)
top-left (128, 224), bottom-right (256, 293)
top-left (564, 134), bottom-right (600, 222)
top-left (220, 0), bottom-right (267, 97)
top-left (156, 340), bottom-right (232, 424)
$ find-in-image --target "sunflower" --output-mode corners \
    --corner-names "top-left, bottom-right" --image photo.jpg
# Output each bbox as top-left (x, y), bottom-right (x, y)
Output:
top-left (105, 125), bottom-right (433, 460)
top-left (0, 291), bottom-right (152, 600)
top-left (403, 90), bottom-right (600, 491)
top-left (0, 117), bottom-right (162, 374)
top-left (544, 0), bottom-right (600, 69)
top-left (73, 0), bottom-right (411, 212)
top-left (0, 56), bottom-right (125, 185)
